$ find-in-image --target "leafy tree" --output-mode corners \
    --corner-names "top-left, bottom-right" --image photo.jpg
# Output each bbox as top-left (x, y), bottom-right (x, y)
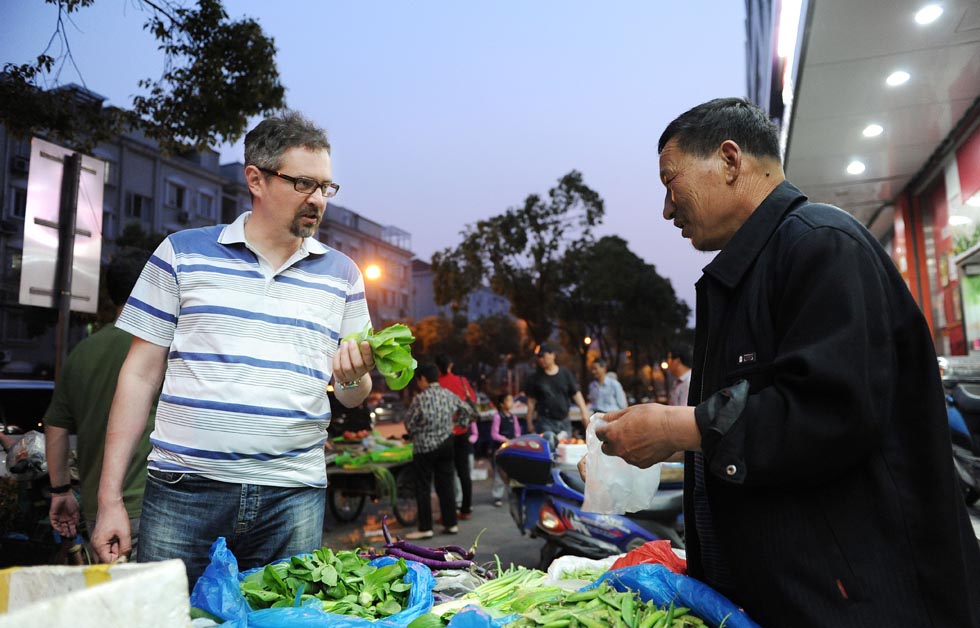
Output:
top-left (560, 236), bottom-right (691, 391)
top-left (1, 0), bottom-right (285, 154)
top-left (115, 222), bottom-right (166, 252)
top-left (432, 170), bottom-right (604, 344)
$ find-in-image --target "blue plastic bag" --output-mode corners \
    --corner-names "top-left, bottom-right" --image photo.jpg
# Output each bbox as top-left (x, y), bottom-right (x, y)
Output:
top-left (592, 564), bottom-right (762, 628)
top-left (445, 606), bottom-right (494, 628)
top-left (190, 537), bottom-right (435, 627)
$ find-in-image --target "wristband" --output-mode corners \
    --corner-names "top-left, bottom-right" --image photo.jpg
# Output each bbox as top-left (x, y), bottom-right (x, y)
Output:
top-left (337, 379), bottom-right (361, 391)
top-left (50, 484), bottom-right (73, 494)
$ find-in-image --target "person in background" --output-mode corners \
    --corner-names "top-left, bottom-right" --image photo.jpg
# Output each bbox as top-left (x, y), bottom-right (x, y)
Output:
top-left (44, 248), bottom-right (155, 555)
top-left (92, 111), bottom-right (375, 588)
top-left (595, 97), bottom-right (980, 627)
top-left (665, 345), bottom-right (692, 407)
top-left (403, 363), bottom-right (475, 539)
top-left (435, 354), bottom-right (477, 520)
top-left (525, 343), bottom-right (591, 436)
top-left (588, 358), bottom-right (628, 413)
top-left (488, 392), bottom-right (521, 507)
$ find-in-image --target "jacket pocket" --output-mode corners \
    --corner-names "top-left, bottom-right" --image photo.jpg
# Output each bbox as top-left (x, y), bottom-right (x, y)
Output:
top-left (722, 362), bottom-right (774, 394)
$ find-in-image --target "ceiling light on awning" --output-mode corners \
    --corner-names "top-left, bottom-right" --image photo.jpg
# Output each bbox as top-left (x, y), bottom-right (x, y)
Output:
top-left (887, 70), bottom-right (911, 86)
top-left (914, 4), bottom-right (943, 25)
top-left (950, 215), bottom-right (973, 226)
top-left (847, 160), bottom-right (867, 175)
top-left (862, 124), bottom-right (884, 137)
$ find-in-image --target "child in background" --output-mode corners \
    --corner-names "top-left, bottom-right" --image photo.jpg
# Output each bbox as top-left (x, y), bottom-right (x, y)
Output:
top-left (490, 393), bottom-right (521, 506)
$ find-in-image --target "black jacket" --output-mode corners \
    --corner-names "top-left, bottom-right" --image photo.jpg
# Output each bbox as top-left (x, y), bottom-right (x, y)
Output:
top-left (686, 181), bottom-right (980, 627)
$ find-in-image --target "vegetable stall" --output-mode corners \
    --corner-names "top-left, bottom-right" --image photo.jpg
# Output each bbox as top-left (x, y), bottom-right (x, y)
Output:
top-left (326, 432), bottom-right (416, 525)
top-left (190, 527), bottom-right (762, 628)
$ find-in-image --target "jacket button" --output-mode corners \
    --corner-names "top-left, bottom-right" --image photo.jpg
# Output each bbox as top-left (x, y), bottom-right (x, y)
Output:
top-left (725, 464), bottom-right (737, 476)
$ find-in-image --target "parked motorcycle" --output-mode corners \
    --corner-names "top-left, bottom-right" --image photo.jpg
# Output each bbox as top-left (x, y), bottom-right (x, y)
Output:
top-left (495, 434), bottom-right (685, 569)
top-left (939, 356), bottom-right (980, 506)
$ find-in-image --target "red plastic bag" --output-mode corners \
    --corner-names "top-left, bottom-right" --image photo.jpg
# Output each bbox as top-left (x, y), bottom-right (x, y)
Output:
top-left (610, 540), bottom-right (687, 574)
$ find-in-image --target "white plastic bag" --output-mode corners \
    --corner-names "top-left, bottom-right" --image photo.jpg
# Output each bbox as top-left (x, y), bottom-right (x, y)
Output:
top-left (582, 415), bottom-right (661, 514)
top-left (5, 431), bottom-right (47, 481)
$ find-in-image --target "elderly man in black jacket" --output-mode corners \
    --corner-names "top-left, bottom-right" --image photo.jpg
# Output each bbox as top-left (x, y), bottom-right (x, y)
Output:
top-left (596, 97), bottom-right (980, 627)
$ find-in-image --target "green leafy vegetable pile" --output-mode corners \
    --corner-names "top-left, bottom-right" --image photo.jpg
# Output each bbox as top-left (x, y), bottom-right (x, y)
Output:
top-left (240, 546), bottom-right (413, 619)
top-left (344, 323), bottom-right (417, 390)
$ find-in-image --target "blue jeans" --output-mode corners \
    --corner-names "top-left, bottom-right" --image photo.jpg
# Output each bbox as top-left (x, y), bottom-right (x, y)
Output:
top-left (140, 470), bottom-right (325, 588)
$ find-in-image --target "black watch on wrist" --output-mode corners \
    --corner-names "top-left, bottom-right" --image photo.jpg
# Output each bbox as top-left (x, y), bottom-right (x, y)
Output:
top-left (49, 484), bottom-right (72, 494)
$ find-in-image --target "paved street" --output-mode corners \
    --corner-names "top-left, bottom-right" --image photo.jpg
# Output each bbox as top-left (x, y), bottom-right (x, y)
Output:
top-left (321, 455), bottom-right (545, 569)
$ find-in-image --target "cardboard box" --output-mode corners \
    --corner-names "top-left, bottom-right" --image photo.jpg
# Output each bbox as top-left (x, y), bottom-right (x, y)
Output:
top-left (0, 560), bottom-right (189, 628)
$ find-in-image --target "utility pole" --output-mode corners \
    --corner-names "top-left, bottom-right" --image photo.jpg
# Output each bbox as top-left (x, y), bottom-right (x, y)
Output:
top-left (53, 153), bottom-right (82, 376)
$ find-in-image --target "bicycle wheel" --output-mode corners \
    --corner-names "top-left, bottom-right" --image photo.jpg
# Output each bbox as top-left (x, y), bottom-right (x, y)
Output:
top-left (328, 489), bottom-right (366, 523)
top-left (392, 467), bottom-right (418, 527)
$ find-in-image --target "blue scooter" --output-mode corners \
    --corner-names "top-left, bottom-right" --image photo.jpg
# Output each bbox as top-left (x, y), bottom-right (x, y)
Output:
top-left (940, 357), bottom-right (980, 506)
top-left (495, 434), bottom-right (685, 569)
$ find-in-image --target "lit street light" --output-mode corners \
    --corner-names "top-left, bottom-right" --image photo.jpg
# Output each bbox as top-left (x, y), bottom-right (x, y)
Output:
top-left (365, 264), bottom-right (382, 281)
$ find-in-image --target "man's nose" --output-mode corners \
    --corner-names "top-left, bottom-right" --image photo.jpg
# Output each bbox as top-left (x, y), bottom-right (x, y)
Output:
top-left (663, 189), bottom-right (675, 220)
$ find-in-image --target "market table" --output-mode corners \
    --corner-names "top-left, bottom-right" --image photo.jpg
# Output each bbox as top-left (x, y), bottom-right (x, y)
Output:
top-left (326, 442), bottom-right (417, 526)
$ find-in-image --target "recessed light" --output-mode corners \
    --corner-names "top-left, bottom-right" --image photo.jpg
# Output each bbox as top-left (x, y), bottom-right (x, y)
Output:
top-left (862, 124), bottom-right (884, 138)
top-left (915, 4), bottom-right (943, 25)
top-left (950, 215), bottom-right (974, 226)
top-left (847, 161), bottom-right (866, 175)
top-left (887, 71), bottom-right (911, 86)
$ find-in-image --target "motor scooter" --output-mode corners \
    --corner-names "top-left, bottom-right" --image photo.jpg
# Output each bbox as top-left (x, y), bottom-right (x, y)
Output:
top-left (495, 434), bottom-right (684, 569)
top-left (939, 356), bottom-right (980, 506)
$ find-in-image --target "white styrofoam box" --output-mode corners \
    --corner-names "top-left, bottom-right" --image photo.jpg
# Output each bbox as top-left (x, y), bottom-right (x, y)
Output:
top-left (557, 443), bottom-right (588, 465)
top-left (0, 559), bottom-right (190, 628)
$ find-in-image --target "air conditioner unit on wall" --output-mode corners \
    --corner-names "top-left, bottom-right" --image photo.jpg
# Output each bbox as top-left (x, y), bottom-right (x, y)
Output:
top-left (10, 156), bottom-right (28, 176)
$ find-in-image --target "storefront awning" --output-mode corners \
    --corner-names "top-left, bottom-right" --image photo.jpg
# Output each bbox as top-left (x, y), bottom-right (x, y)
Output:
top-left (781, 0), bottom-right (980, 239)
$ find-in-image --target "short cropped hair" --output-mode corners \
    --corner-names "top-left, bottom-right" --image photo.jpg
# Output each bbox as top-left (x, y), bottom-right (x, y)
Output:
top-left (668, 345), bottom-right (693, 368)
top-left (417, 363), bottom-right (440, 383)
top-left (244, 111), bottom-right (331, 171)
top-left (658, 97), bottom-right (781, 163)
top-left (435, 354), bottom-right (453, 375)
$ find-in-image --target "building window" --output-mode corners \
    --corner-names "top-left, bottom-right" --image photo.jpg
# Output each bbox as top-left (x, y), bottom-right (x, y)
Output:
top-left (103, 210), bottom-right (116, 240)
top-left (165, 182), bottom-right (186, 210)
top-left (3, 247), bottom-right (22, 284)
top-left (198, 191), bottom-right (214, 219)
top-left (103, 160), bottom-right (118, 187)
top-left (126, 192), bottom-right (153, 220)
top-left (2, 306), bottom-right (31, 342)
top-left (9, 186), bottom-right (27, 218)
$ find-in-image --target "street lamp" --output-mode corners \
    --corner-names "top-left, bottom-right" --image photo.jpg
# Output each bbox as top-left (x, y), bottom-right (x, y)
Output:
top-left (583, 336), bottom-right (592, 346)
top-left (365, 264), bottom-right (382, 281)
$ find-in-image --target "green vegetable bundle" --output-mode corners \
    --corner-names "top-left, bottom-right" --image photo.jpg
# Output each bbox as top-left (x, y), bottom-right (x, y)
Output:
top-left (504, 583), bottom-right (719, 628)
top-left (240, 546), bottom-right (413, 619)
top-left (344, 323), bottom-right (417, 390)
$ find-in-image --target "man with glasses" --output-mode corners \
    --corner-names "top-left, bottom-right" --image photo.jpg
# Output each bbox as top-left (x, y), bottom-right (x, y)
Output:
top-left (92, 112), bottom-right (375, 589)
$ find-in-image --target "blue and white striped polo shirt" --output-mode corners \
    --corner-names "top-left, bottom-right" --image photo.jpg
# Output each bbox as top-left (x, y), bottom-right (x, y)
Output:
top-left (116, 212), bottom-right (371, 488)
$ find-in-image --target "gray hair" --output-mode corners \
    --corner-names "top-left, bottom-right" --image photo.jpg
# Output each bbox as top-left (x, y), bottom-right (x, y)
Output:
top-left (244, 111), bottom-right (331, 170)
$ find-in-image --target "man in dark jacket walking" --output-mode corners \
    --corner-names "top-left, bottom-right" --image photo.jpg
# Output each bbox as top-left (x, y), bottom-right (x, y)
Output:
top-left (595, 97), bottom-right (980, 627)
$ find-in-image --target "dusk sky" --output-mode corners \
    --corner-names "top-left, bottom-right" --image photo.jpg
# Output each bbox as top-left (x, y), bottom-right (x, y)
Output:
top-left (0, 1), bottom-right (747, 319)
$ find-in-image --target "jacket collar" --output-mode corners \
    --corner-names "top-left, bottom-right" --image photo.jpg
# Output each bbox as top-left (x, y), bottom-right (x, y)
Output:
top-left (701, 180), bottom-right (807, 290)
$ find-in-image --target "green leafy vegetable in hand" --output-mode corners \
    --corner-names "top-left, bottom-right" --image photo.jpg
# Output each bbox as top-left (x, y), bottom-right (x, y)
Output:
top-left (344, 323), bottom-right (417, 390)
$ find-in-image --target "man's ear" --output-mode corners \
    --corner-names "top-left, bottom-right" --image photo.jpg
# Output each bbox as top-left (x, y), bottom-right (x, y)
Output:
top-left (245, 164), bottom-right (266, 198)
top-left (719, 140), bottom-right (742, 184)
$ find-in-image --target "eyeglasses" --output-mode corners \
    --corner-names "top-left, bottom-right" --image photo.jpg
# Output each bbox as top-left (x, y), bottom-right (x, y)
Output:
top-left (258, 168), bottom-right (340, 198)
